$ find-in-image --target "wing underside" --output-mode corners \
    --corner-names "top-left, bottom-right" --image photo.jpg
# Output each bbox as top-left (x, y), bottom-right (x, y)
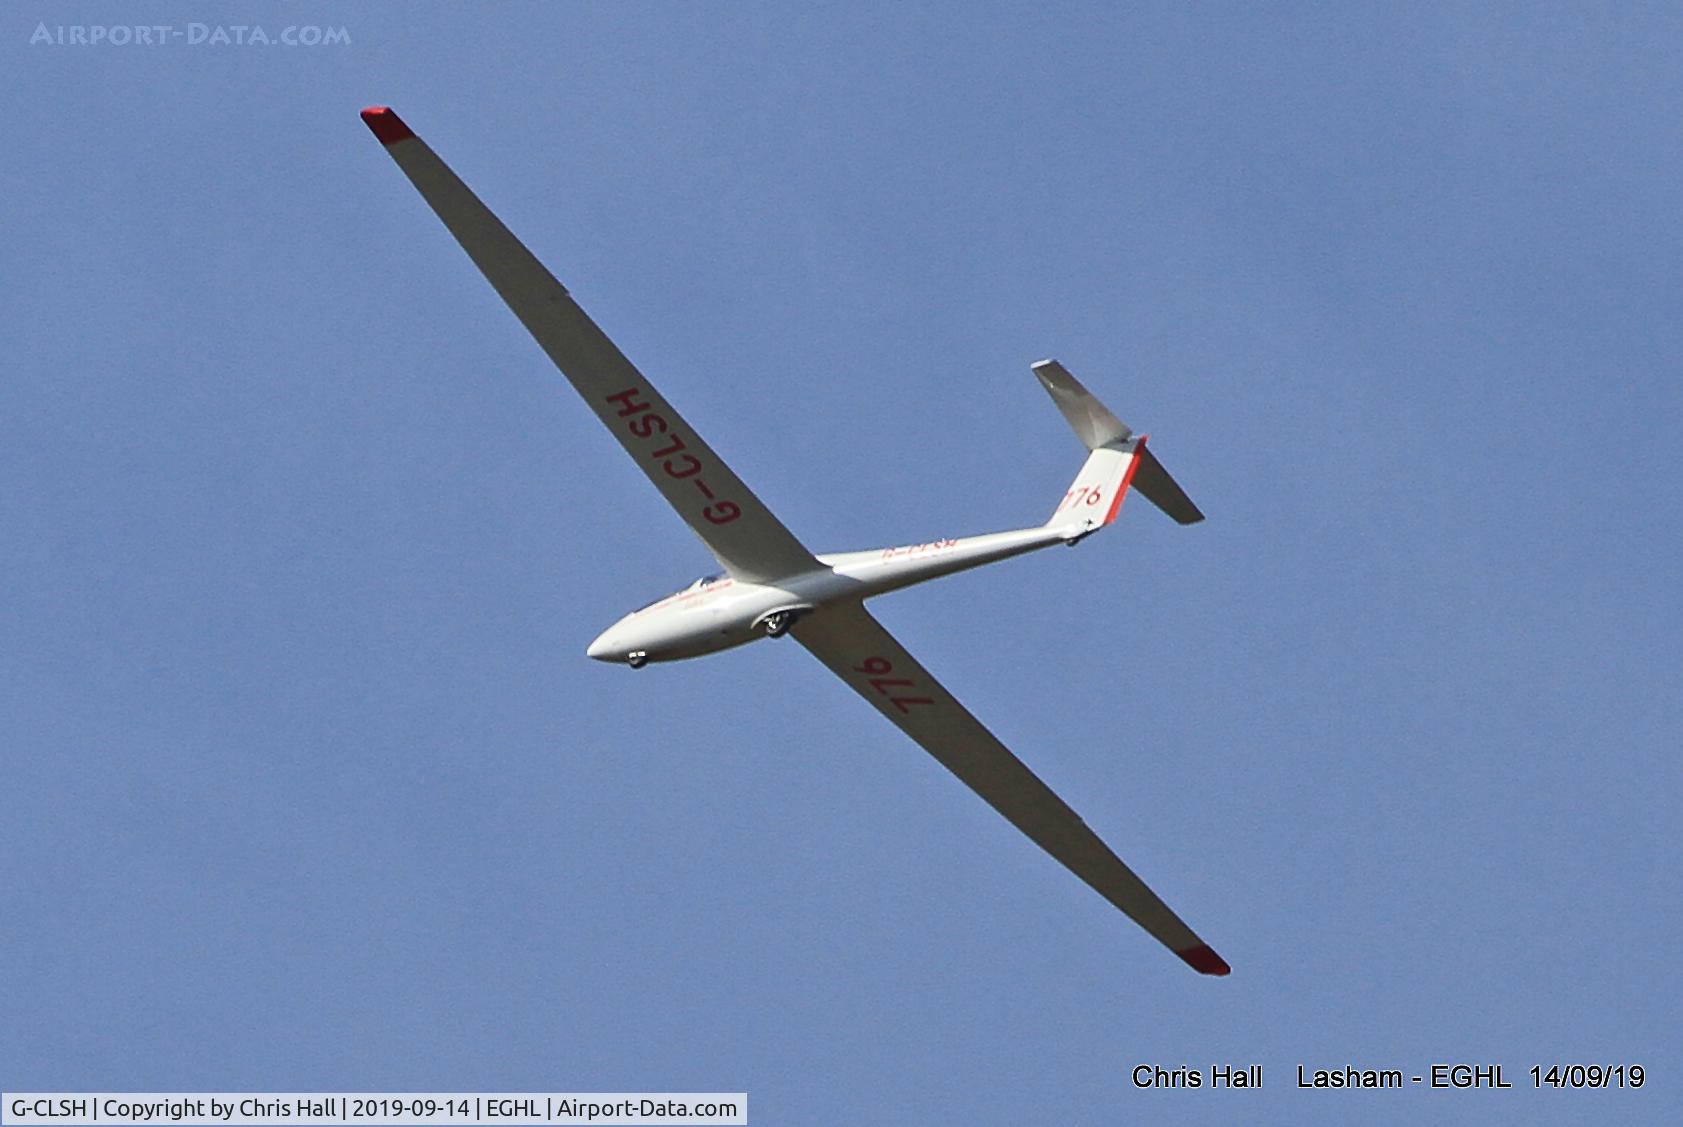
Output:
top-left (360, 106), bottom-right (819, 585)
top-left (792, 601), bottom-right (1228, 975)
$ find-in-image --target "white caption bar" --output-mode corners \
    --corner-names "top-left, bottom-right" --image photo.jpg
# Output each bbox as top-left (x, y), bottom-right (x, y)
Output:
top-left (2, 1095), bottom-right (746, 1127)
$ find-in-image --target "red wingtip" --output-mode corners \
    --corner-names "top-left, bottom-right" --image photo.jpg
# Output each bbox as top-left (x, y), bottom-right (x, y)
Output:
top-left (1177, 944), bottom-right (1231, 976)
top-left (360, 106), bottom-right (414, 146)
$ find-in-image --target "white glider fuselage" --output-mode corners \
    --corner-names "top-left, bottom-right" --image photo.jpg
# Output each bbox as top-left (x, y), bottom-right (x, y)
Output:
top-left (587, 525), bottom-right (1073, 665)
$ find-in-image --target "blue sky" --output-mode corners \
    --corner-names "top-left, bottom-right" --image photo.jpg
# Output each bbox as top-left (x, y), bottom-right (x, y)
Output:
top-left (4, 4), bottom-right (1679, 1124)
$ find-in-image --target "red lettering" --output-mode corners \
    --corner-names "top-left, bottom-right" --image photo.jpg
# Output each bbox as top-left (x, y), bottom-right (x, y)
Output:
top-left (604, 388), bottom-right (737, 524)
top-left (851, 656), bottom-right (935, 711)
top-left (665, 454), bottom-right (702, 479)
top-left (605, 387), bottom-right (652, 417)
top-left (650, 434), bottom-right (687, 459)
top-left (629, 412), bottom-right (668, 438)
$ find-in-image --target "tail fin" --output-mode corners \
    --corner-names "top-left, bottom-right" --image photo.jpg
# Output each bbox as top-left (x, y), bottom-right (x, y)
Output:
top-left (1033, 360), bottom-right (1205, 532)
top-left (1046, 439), bottom-right (1146, 535)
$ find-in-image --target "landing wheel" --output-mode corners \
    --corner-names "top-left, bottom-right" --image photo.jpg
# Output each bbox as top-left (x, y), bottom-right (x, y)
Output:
top-left (627, 651), bottom-right (648, 669)
top-left (762, 611), bottom-right (793, 638)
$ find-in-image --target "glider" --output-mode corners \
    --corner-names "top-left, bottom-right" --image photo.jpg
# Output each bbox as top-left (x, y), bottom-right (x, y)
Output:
top-left (360, 106), bottom-right (1228, 975)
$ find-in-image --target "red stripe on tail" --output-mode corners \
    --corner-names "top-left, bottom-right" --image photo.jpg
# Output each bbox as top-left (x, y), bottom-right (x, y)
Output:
top-left (1102, 437), bottom-right (1148, 526)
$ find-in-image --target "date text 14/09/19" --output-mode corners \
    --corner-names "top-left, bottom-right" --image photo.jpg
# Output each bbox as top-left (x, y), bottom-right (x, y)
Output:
top-left (1532, 1064), bottom-right (1644, 1088)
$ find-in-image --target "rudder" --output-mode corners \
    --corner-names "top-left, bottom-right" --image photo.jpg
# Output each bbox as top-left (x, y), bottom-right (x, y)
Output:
top-left (1046, 439), bottom-right (1145, 536)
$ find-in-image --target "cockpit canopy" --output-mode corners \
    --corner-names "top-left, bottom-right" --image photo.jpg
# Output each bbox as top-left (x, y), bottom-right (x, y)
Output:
top-left (635, 573), bottom-right (726, 612)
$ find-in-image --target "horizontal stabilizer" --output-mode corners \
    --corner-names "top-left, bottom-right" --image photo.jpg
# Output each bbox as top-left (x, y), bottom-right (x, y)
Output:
top-left (1133, 444), bottom-right (1204, 525)
top-left (1032, 360), bottom-right (1130, 450)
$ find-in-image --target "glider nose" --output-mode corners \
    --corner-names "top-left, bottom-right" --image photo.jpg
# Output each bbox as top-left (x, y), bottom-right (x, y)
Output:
top-left (586, 629), bottom-right (618, 662)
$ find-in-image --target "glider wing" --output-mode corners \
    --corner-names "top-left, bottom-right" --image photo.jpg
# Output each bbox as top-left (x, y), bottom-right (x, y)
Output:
top-left (360, 106), bottom-right (820, 585)
top-left (791, 600), bottom-right (1228, 975)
